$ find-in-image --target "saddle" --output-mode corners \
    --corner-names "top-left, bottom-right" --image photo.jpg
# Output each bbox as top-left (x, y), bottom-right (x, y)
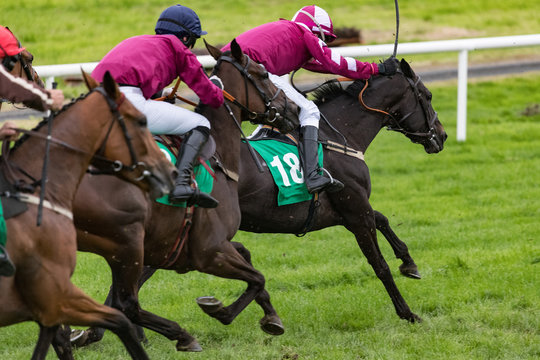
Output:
top-left (153, 134), bottom-right (216, 163)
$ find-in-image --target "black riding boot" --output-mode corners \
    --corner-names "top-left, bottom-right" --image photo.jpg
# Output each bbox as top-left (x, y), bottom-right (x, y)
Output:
top-left (0, 245), bottom-right (15, 277)
top-left (168, 127), bottom-right (219, 208)
top-left (300, 125), bottom-right (344, 194)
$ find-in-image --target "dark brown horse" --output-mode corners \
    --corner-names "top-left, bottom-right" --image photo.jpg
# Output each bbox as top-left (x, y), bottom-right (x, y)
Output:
top-left (67, 40), bottom-right (299, 352)
top-left (0, 70), bottom-right (175, 360)
top-left (232, 59), bottom-right (446, 324)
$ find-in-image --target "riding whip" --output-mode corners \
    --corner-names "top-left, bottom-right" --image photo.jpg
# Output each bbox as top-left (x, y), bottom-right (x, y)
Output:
top-left (392, 0), bottom-right (400, 58)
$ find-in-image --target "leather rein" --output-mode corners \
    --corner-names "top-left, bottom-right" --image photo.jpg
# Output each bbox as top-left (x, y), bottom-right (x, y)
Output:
top-left (2, 87), bottom-right (153, 194)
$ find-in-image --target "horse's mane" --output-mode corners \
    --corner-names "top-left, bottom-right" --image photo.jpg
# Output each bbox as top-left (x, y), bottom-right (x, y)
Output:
top-left (11, 91), bottom-right (90, 151)
top-left (312, 80), bottom-right (365, 106)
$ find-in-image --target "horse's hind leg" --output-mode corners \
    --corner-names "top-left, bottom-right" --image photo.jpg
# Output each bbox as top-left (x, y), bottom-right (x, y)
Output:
top-left (192, 239), bottom-right (269, 329)
top-left (231, 241), bottom-right (284, 335)
top-left (59, 287), bottom-right (150, 360)
top-left (374, 210), bottom-right (420, 279)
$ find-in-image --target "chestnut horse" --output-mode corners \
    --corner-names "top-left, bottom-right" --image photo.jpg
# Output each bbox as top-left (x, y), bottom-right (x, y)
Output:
top-left (0, 70), bottom-right (175, 360)
top-left (0, 29), bottom-right (44, 111)
top-left (66, 40), bottom-right (298, 352)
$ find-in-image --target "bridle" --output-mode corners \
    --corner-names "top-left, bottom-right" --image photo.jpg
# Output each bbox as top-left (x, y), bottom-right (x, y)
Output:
top-left (358, 71), bottom-right (441, 151)
top-left (211, 54), bottom-right (290, 124)
top-left (2, 86), bottom-right (153, 193)
top-left (88, 87), bottom-right (152, 180)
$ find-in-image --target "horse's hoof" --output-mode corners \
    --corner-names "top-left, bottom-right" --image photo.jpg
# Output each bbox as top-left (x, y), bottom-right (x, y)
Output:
top-left (196, 296), bottom-right (224, 314)
top-left (409, 313), bottom-right (423, 323)
top-left (176, 339), bottom-right (203, 352)
top-left (70, 329), bottom-right (89, 348)
top-left (260, 315), bottom-right (285, 335)
top-left (399, 264), bottom-right (421, 279)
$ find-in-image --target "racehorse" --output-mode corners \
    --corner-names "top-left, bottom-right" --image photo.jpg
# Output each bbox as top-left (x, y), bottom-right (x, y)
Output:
top-left (232, 58), bottom-right (446, 324)
top-left (0, 70), bottom-right (175, 360)
top-left (69, 58), bottom-right (445, 347)
top-left (66, 39), bottom-right (299, 352)
top-left (0, 29), bottom-right (44, 111)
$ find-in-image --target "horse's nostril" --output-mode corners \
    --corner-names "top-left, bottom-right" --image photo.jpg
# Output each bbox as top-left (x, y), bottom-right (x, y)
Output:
top-left (172, 169), bottom-right (179, 180)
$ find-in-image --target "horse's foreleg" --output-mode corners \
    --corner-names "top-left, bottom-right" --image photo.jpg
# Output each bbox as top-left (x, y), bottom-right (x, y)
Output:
top-left (32, 324), bottom-right (60, 360)
top-left (374, 210), bottom-right (420, 279)
top-left (50, 325), bottom-right (74, 360)
top-left (107, 261), bottom-right (201, 352)
top-left (348, 212), bottom-right (422, 323)
top-left (194, 241), bottom-right (267, 327)
top-left (231, 241), bottom-right (284, 335)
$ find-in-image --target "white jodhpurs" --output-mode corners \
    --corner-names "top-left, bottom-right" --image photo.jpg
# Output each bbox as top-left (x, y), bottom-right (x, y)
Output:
top-left (268, 73), bottom-right (320, 128)
top-left (119, 86), bottom-right (210, 135)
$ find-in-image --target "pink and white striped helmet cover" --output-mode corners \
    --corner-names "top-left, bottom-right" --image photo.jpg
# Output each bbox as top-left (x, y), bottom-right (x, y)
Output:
top-left (291, 5), bottom-right (337, 41)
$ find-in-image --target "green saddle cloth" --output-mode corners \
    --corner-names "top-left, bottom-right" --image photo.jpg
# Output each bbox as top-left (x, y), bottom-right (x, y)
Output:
top-left (248, 139), bottom-right (323, 206)
top-left (155, 141), bottom-right (214, 208)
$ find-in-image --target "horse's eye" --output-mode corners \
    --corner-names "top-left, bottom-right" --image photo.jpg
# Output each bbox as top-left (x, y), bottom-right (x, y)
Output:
top-left (138, 116), bottom-right (147, 127)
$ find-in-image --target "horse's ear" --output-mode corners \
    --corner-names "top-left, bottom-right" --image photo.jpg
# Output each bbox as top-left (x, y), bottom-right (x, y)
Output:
top-left (204, 39), bottom-right (222, 60)
top-left (400, 59), bottom-right (415, 79)
top-left (102, 71), bottom-right (121, 100)
top-left (81, 69), bottom-right (98, 90)
top-left (230, 38), bottom-right (244, 64)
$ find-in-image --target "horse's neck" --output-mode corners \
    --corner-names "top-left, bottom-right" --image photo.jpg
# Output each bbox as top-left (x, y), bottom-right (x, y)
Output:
top-left (322, 99), bottom-right (384, 153)
top-left (204, 106), bottom-right (242, 173)
top-left (11, 95), bottom-right (106, 207)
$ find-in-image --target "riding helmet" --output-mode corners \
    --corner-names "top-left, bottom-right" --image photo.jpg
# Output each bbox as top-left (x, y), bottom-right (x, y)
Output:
top-left (0, 26), bottom-right (25, 57)
top-left (291, 5), bottom-right (337, 42)
top-left (155, 5), bottom-right (207, 48)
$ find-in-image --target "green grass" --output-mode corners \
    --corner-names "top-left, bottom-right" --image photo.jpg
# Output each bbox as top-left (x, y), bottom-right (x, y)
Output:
top-left (1, 72), bottom-right (539, 359)
top-left (1, 1), bottom-right (539, 358)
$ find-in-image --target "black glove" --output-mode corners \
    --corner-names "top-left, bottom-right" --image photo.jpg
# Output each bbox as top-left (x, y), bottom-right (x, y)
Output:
top-left (378, 57), bottom-right (398, 76)
top-left (209, 75), bottom-right (224, 90)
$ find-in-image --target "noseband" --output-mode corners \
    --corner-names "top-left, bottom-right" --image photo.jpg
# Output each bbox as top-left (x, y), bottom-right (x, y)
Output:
top-left (212, 54), bottom-right (288, 124)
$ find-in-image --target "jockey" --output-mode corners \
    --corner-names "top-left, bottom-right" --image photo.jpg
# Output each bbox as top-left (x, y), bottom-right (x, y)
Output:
top-left (0, 26), bottom-right (64, 112)
top-left (92, 5), bottom-right (224, 208)
top-left (0, 25), bottom-right (65, 277)
top-left (223, 5), bottom-right (398, 194)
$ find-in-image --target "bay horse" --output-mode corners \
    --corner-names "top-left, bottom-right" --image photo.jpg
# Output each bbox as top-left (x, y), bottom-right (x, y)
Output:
top-left (0, 70), bottom-right (175, 360)
top-left (66, 40), bottom-right (299, 352)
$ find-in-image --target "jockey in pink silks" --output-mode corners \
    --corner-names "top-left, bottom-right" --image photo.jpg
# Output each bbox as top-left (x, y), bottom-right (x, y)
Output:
top-left (92, 5), bottom-right (224, 208)
top-left (223, 5), bottom-right (398, 194)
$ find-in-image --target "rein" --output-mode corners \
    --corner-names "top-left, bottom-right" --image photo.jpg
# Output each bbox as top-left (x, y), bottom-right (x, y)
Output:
top-left (2, 86), bottom-right (152, 210)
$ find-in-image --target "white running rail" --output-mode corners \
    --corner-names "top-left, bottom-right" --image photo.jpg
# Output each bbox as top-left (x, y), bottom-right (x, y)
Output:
top-left (35, 34), bottom-right (540, 142)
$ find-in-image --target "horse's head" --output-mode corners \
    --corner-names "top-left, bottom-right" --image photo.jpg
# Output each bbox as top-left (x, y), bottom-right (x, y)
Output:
top-left (375, 59), bottom-right (447, 153)
top-left (82, 70), bottom-right (175, 198)
top-left (4, 30), bottom-right (44, 87)
top-left (205, 39), bottom-right (299, 133)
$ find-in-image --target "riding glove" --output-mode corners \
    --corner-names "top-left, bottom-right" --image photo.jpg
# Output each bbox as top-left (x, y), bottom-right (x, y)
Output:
top-left (209, 75), bottom-right (224, 90)
top-left (378, 57), bottom-right (398, 76)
